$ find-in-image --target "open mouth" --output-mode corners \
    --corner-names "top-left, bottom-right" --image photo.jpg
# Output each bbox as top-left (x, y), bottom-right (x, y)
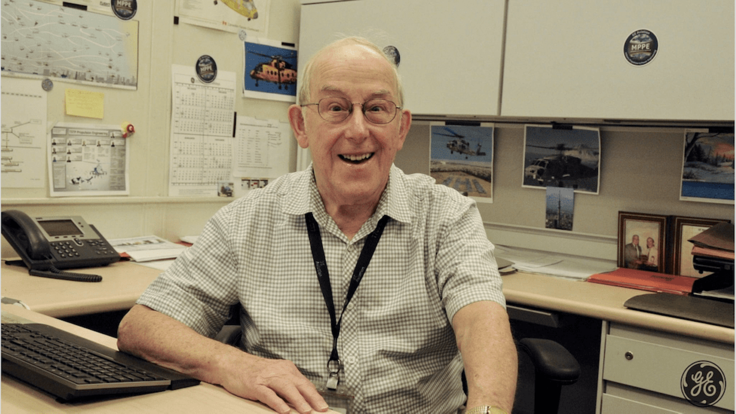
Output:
top-left (339, 153), bottom-right (374, 164)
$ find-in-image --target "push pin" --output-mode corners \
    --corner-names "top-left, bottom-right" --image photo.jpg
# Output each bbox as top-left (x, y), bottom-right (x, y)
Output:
top-left (121, 122), bottom-right (135, 138)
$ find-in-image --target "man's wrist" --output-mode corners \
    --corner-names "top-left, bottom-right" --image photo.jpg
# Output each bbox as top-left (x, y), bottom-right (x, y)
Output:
top-left (463, 406), bottom-right (508, 414)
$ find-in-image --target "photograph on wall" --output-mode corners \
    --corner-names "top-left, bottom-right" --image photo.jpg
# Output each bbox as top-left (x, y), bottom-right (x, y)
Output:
top-left (243, 38), bottom-right (297, 102)
top-left (522, 125), bottom-right (600, 194)
top-left (671, 216), bottom-right (731, 277)
top-left (177, 0), bottom-right (270, 35)
top-left (680, 130), bottom-right (734, 204)
top-left (430, 123), bottom-right (494, 203)
top-left (545, 187), bottom-right (574, 231)
top-left (617, 212), bottom-right (667, 273)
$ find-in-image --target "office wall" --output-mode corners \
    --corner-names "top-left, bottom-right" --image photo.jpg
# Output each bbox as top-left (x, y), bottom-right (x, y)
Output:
top-left (1, 1), bottom-right (303, 259)
top-left (397, 123), bottom-right (734, 261)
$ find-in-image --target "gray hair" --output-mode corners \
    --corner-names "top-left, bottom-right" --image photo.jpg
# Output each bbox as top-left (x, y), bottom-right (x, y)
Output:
top-left (297, 36), bottom-right (405, 108)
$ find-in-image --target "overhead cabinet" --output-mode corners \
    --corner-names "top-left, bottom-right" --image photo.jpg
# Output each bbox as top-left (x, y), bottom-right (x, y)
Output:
top-left (298, 0), bottom-right (507, 117)
top-left (501, 0), bottom-right (735, 121)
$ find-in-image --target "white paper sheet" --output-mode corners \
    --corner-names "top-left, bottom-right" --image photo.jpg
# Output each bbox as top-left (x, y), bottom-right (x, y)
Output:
top-left (169, 64), bottom-right (236, 197)
top-left (1, 78), bottom-right (47, 188)
top-left (48, 123), bottom-right (129, 196)
top-left (233, 116), bottom-right (290, 178)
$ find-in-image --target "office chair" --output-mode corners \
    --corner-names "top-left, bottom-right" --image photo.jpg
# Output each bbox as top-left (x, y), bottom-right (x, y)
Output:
top-left (215, 326), bottom-right (580, 414)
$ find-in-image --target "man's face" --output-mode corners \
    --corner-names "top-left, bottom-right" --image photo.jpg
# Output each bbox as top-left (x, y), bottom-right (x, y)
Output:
top-left (290, 44), bottom-right (411, 208)
top-left (632, 235), bottom-right (639, 246)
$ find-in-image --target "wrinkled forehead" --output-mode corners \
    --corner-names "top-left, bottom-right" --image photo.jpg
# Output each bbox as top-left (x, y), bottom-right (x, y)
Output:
top-left (309, 44), bottom-right (400, 99)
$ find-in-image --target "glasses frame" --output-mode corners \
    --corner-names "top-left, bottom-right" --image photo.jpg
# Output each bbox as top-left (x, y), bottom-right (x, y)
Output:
top-left (301, 97), bottom-right (402, 125)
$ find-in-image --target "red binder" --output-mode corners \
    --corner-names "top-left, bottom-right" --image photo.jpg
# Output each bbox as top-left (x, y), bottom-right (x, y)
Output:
top-left (587, 268), bottom-right (696, 296)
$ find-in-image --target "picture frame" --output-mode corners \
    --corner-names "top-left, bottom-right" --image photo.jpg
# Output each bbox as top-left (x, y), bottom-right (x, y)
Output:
top-left (670, 215), bottom-right (731, 277)
top-left (617, 211), bottom-right (668, 273)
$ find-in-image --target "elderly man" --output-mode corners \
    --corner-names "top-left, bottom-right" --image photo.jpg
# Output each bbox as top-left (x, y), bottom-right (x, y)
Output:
top-left (117, 37), bottom-right (516, 414)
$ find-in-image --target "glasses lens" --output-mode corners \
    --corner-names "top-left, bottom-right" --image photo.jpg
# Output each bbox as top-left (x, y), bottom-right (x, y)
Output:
top-left (363, 99), bottom-right (397, 124)
top-left (318, 97), bottom-right (350, 122)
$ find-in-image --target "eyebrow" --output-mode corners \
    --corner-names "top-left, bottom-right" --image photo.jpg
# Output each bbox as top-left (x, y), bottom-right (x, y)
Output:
top-left (319, 85), bottom-right (393, 99)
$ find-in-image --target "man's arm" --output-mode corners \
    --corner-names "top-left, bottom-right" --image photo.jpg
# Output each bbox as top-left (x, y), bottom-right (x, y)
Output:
top-left (117, 304), bottom-right (328, 414)
top-left (452, 300), bottom-right (517, 413)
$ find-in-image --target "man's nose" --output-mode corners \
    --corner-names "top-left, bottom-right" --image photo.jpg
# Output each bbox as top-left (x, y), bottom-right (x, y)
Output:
top-left (344, 104), bottom-right (370, 140)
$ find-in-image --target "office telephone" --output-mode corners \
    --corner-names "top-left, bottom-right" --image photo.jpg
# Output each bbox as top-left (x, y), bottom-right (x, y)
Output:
top-left (1, 210), bottom-right (120, 282)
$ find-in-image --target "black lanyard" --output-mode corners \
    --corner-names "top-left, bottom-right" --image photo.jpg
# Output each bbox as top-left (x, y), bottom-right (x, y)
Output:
top-left (305, 212), bottom-right (390, 390)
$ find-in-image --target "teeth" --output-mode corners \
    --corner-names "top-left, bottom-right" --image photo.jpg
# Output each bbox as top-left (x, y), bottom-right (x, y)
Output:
top-left (342, 153), bottom-right (373, 162)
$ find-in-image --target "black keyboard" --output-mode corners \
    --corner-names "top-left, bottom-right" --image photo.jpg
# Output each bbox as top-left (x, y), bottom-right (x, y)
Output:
top-left (2, 322), bottom-right (200, 401)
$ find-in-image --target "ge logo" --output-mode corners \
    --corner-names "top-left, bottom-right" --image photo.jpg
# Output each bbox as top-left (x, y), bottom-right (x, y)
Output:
top-left (681, 361), bottom-right (727, 407)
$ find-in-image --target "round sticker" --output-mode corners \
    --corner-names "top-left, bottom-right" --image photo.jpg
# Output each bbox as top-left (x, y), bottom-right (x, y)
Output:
top-left (195, 55), bottom-right (218, 83)
top-left (111, 0), bottom-right (137, 20)
top-left (681, 360), bottom-right (727, 407)
top-left (624, 29), bottom-right (658, 66)
top-left (239, 30), bottom-right (248, 42)
top-left (383, 45), bottom-right (400, 68)
top-left (41, 78), bottom-right (53, 91)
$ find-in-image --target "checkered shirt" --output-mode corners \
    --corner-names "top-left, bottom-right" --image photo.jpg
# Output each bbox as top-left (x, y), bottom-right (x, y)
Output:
top-left (137, 164), bottom-right (505, 413)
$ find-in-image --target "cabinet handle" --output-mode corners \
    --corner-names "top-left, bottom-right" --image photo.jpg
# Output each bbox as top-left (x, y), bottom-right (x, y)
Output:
top-left (625, 351), bottom-right (634, 361)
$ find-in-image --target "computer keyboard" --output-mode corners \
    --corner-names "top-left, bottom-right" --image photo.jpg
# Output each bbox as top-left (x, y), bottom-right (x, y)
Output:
top-left (2, 322), bottom-right (200, 401)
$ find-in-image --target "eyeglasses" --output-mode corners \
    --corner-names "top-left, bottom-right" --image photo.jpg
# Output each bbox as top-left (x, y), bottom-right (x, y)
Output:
top-left (301, 97), bottom-right (401, 125)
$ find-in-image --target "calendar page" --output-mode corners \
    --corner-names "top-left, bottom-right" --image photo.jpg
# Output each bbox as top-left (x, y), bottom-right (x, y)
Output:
top-left (169, 65), bottom-right (236, 197)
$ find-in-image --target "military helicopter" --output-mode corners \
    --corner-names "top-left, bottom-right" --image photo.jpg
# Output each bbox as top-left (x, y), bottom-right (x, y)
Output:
top-left (213, 0), bottom-right (258, 20)
top-left (524, 143), bottom-right (599, 187)
top-left (434, 127), bottom-right (486, 159)
top-left (248, 51), bottom-right (297, 90)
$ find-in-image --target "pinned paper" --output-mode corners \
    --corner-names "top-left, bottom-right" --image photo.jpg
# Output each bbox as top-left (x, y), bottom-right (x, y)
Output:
top-left (65, 89), bottom-right (104, 119)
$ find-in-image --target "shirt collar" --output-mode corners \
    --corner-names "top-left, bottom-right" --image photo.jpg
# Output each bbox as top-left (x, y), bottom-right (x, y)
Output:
top-left (281, 163), bottom-right (413, 226)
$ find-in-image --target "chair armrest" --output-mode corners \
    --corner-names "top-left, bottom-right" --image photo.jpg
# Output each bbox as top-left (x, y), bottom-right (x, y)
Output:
top-left (519, 338), bottom-right (580, 385)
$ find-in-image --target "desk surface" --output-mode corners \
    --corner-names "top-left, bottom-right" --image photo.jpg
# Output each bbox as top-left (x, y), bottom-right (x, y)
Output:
top-left (1, 260), bottom-right (162, 318)
top-left (2, 260), bottom-right (733, 344)
top-left (1, 304), bottom-right (340, 414)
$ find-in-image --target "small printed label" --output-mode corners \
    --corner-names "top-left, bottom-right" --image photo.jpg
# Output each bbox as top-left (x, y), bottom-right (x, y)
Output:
top-left (624, 29), bottom-right (658, 66)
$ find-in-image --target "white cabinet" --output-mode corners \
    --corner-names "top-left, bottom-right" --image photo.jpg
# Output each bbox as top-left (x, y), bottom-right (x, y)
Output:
top-left (298, 0), bottom-right (506, 117)
top-left (502, 0), bottom-right (735, 121)
top-left (601, 323), bottom-right (734, 413)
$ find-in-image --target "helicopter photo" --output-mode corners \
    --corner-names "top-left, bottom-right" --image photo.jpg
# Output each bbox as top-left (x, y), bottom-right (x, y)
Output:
top-left (523, 126), bottom-right (600, 193)
top-left (434, 127), bottom-right (487, 159)
top-left (213, 0), bottom-right (258, 20)
top-left (248, 51), bottom-right (297, 90)
top-left (430, 124), bottom-right (494, 201)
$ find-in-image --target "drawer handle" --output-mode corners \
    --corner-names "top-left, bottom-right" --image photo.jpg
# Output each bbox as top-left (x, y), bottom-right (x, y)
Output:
top-left (625, 351), bottom-right (634, 361)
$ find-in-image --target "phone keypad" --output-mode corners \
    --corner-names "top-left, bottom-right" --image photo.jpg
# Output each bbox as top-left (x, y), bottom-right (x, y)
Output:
top-left (51, 241), bottom-right (80, 259)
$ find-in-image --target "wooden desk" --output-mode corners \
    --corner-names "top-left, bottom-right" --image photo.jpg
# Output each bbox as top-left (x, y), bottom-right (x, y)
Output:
top-left (502, 272), bottom-right (734, 344)
top-left (1, 304), bottom-right (340, 414)
top-left (1, 260), bottom-right (163, 318)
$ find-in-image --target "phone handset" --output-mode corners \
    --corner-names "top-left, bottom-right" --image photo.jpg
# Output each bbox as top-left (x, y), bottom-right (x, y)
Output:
top-left (1, 210), bottom-right (103, 282)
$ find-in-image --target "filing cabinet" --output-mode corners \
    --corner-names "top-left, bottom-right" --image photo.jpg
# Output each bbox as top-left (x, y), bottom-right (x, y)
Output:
top-left (601, 323), bottom-right (734, 413)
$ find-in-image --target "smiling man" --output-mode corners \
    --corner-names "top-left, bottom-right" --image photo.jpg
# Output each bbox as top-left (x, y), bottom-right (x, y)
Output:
top-left (118, 37), bottom-right (516, 414)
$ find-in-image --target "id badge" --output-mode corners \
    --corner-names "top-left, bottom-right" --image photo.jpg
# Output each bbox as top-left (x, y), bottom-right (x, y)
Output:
top-left (319, 386), bottom-right (354, 414)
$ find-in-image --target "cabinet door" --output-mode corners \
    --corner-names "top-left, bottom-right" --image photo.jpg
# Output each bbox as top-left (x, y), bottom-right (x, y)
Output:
top-left (298, 0), bottom-right (506, 116)
top-left (502, 0), bottom-right (734, 121)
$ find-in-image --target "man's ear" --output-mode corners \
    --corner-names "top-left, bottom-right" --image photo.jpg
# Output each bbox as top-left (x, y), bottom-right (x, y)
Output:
top-left (288, 104), bottom-right (309, 149)
top-left (396, 109), bottom-right (412, 151)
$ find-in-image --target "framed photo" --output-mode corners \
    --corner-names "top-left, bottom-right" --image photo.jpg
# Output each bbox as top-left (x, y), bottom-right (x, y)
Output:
top-left (671, 216), bottom-right (731, 277)
top-left (617, 211), bottom-right (668, 272)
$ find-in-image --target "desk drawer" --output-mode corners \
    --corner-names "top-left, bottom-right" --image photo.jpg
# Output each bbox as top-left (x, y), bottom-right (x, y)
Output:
top-left (601, 394), bottom-right (679, 414)
top-left (603, 334), bottom-right (734, 411)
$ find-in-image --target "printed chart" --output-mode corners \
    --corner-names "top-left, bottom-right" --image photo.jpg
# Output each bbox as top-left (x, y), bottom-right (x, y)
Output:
top-left (1, 0), bottom-right (139, 89)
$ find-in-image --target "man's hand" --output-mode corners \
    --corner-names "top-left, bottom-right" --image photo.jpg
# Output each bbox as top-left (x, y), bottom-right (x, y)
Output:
top-left (117, 305), bottom-right (328, 414)
top-left (218, 353), bottom-right (329, 414)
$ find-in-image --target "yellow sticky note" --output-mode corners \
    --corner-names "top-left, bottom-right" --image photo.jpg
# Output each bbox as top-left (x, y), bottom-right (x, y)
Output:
top-left (65, 89), bottom-right (104, 119)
